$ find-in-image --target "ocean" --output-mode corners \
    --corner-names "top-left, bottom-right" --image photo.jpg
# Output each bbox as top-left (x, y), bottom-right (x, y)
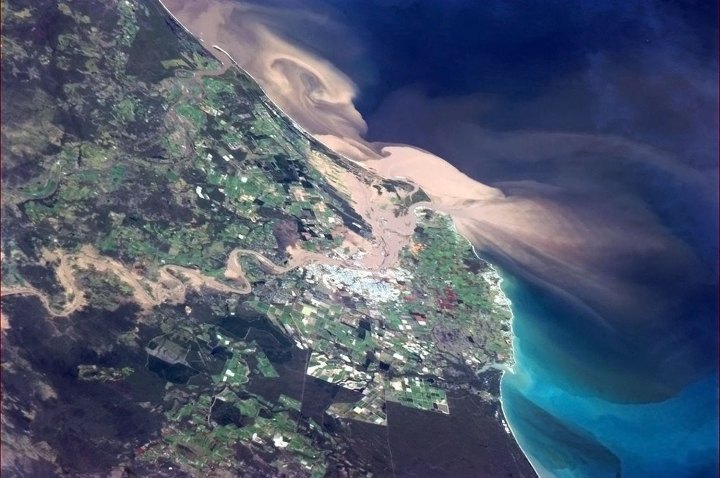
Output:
top-left (303, 1), bottom-right (719, 474)
top-left (286, 0), bottom-right (720, 475)
top-left (499, 272), bottom-right (719, 477)
top-left (164, 0), bottom-right (720, 475)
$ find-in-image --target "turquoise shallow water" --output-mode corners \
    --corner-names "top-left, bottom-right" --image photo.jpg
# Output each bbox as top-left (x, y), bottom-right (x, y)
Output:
top-left (499, 273), bottom-right (719, 478)
top-left (201, 0), bottom-right (717, 473)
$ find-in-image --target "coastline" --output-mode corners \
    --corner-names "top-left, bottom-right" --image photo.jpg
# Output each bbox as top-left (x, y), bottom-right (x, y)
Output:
top-left (157, 0), bottom-right (365, 172)
top-left (490, 267), bottom-right (544, 478)
top-left (464, 229), bottom-right (543, 478)
top-left (155, 0), bottom-right (537, 473)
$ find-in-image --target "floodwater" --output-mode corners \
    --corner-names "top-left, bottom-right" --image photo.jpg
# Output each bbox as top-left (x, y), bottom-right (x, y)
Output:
top-left (159, 0), bottom-right (719, 475)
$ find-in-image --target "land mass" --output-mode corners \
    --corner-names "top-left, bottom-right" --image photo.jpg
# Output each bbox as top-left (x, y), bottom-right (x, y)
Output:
top-left (1, 0), bottom-right (535, 476)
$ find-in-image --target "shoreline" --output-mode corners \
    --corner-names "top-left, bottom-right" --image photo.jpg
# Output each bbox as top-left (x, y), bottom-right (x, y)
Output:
top-left (490, 266), bottom-right (543, 478)
top-left (463, 227), bottom-right (543, 478)
top-left (155, 0), bottom-right (537, 473)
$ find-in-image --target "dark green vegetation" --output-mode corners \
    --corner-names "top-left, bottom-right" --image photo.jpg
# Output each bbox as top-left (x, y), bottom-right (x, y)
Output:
top-left (1, 0), bottom-right (533, 476)
top-left (1, 0), bottom-right (370, 475)
top-left (2, 0), bottom-right (367, 283)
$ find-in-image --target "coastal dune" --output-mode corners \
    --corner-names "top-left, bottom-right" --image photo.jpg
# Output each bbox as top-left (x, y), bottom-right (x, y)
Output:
top-left (161, 0), bottom-right (717, 402)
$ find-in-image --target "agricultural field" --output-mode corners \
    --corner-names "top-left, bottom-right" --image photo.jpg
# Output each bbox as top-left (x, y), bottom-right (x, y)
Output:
top-left (1, 0), bottom-right (520, 476)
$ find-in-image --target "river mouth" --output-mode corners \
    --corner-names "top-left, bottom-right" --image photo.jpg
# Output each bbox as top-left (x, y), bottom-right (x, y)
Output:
top-left (156, 0), bottom-right (718, 474)
top-left (4, 0), bottom-right (715, 475)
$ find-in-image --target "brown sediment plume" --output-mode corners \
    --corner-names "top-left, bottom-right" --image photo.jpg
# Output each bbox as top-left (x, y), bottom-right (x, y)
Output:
top-left (160, 0), bottom-right (713, 343)
top-left (366, 146), bottom-right (504, 202)
top-left (161, 0), bottom-right (374, 159)
top-left (308, 151), bottom-right (422, 269)
top-left (367, 145), bottom-right (704, 330)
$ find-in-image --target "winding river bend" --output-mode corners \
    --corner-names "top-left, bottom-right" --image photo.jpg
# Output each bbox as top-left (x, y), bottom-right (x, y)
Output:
top-left (158, 1), bottom-right (719, 476)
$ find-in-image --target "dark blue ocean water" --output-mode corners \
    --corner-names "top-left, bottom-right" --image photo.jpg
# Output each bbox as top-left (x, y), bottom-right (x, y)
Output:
top-left (246, 0), bottom-right (719, 475)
